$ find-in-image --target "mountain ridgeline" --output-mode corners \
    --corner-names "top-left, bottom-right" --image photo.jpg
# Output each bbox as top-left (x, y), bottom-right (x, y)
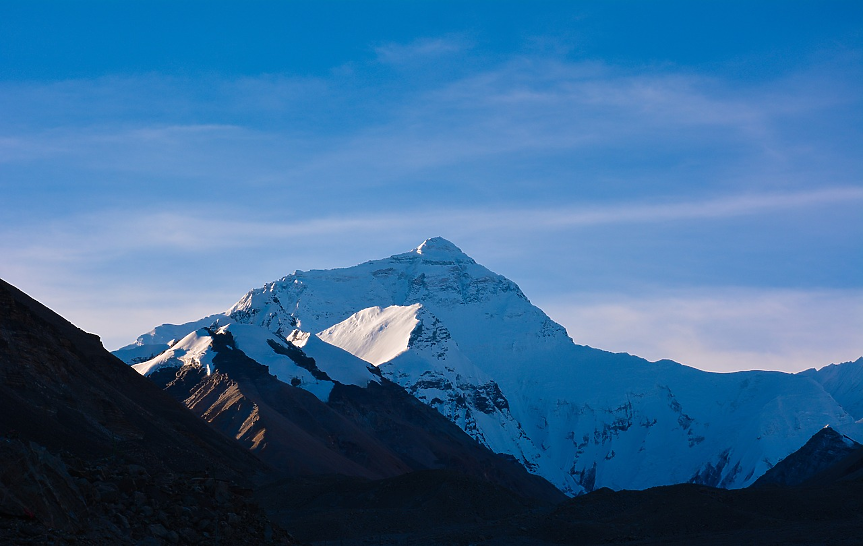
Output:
top-left (119, 237), bottom-right (863, 496)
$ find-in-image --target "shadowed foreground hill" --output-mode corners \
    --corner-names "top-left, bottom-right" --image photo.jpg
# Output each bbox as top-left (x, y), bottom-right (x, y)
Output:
top-left (525, 481), bottom-right (863, 545)
top-left (0, 279), bottom-right (268, 478)
top-left (252, 476), bottom-right (863, 545)
top-left (0, 278), bottom-right (294, 544)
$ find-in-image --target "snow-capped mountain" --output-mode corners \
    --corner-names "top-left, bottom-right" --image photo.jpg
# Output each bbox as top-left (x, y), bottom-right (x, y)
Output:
top-left (132, 323), bottom-right (381, 402)
top-left (319, 303), bottom-right (544, 472)
top-left (119, 237), bottom-right (862, 495)
top-left (798, 358), bottom-right (863, 421)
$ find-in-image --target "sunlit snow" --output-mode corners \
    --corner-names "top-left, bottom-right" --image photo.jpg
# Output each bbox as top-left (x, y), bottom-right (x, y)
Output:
top-left (318, 304), bottom-right (421, 366)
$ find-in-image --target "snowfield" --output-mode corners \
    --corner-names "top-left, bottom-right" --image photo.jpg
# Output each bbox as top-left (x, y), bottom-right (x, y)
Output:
top-left (318, 304), bottom-right (421, 366)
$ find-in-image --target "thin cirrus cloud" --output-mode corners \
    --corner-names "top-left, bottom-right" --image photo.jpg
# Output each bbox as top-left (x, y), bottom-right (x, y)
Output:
top-left (2, 186), bottom-right (858, 265)
top-left (529, 187), bottom-right (863, 227)
top-left (1, 57), bottom-right (858, 205)
top-left (539, 287), bottom-right (863, 374)
top-left (373, 36), bottom-right (471, 64)
top-left (2, 57), bottom-right (849, 149)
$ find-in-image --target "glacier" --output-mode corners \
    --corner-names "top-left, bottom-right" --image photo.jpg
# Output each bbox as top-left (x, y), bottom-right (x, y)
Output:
top-left (119, 237), bottom-right (863, 495)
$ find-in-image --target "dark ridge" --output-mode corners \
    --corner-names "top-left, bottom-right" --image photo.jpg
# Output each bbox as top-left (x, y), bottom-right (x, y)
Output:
top-left (259, 476), bottom-right (863, 545)
top-left (754, 426), bottom-right (862, 487)
top-left (266, 337), bottom-right (331, 381)
top-left (327, 379), bottom-right (563, 503)
top-left (152, 326), bottom-right (564, 505)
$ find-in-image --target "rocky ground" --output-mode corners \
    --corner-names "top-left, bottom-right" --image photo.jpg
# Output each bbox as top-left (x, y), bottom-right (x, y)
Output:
top-left (257, 468), bottom-right (863, 546)
top-left (0, 438), bottom-right (296, 545)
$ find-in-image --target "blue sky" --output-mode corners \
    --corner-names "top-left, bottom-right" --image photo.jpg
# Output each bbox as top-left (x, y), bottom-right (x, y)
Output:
top-left (1, 1), bottom-right (861, 371)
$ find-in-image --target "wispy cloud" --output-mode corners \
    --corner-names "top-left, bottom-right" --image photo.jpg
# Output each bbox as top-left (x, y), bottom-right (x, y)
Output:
top-left (2, 56), bottom-right (859, 200)
top-left (539, 288), bottom-right (863, 373)
top-left (2, 187), bottom-right (857, 262)
top-left (525, 186), bottom-right (863, 227)
top-left (374, 36), bottom-right (470, 64)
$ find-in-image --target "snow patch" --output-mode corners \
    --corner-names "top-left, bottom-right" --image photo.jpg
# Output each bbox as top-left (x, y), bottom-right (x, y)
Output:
top-left (293, 333), bottom-right (381, 388)
top-left (224, 324), bottom-right (335, 401)
top-left (318, 304), bottom-right (422, 366)
top-left (132, 329), bottom-right (215, 376)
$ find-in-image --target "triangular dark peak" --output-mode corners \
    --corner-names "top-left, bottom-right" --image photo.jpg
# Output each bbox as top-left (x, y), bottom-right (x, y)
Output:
top-left (753, 426), bottom-right (862, 487)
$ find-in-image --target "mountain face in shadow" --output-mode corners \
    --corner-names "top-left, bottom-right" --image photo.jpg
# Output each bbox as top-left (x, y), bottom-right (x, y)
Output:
top-left (147, 325), bottom-right (564, 503)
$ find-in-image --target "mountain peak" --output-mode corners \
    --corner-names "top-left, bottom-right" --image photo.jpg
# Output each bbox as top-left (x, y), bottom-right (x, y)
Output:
top-left (409, 237), bottom-right (474, 263)
top-left (753, 425), bottom-right (861, 487)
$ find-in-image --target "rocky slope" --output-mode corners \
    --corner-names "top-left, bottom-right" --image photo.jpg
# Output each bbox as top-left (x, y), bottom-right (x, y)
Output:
top-left (142, 324), bottom-right (564, 502)
top-left (0, 440), bottom-right (290, 545)
top-left (0, 277), bottom-right (294, 544)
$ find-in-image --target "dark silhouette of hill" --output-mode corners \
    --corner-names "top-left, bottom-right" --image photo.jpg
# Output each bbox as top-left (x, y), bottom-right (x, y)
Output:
top-left (0, 278), bottom-right (293, 543)
top-left (0, 279), bottom-right (267, 479)
top-left (254, 476), bottom-right (863, 545)
top-left (522, 480), bottom-right (863, 545)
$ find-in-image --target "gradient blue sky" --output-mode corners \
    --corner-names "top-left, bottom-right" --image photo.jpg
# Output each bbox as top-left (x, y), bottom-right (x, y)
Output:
top-left (1, 1), bottom-right (861, 372)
